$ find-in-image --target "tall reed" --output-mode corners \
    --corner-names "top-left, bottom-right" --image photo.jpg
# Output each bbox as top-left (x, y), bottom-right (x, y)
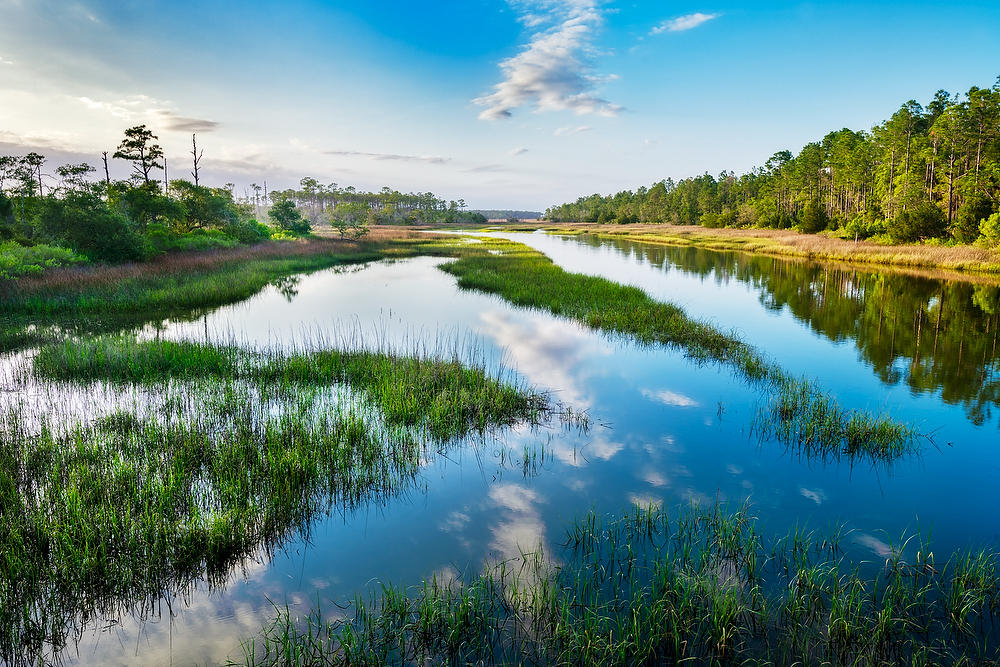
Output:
top-left (235, 503), bottom-right (1000, 665)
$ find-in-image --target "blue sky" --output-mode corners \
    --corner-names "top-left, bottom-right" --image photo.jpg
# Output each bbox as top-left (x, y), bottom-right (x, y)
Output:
top-left (1, 0), bottom-right (999, 209)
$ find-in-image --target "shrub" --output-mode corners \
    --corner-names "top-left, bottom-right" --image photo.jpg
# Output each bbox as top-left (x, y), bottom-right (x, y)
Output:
top-left (843, 216), bottom-right (887, 241)
top-left (717, 209), bottom-right (738, 228)
top-left (953, 195), bottom-right (994, 243)
top-left (144, 225), bottom-right (241, 253)
top-left (0, 193), bottom-right (13, 238)
top-left (36, 192), bottom-right (148, 262)
top-left (890, 202), bottom-right (948, 242)
top-left (797, 201), bottom-right (829, 233)
top-left (223, 218), bottom-right (272, 244)
top-left (700, 212), bottom-right (722, 228)
top-left (268, 199), bottom-right (311, 235)
top-left (0, 241), bottom-right (87, 279)
top-left (980, 212), bottom-right (1000, 246)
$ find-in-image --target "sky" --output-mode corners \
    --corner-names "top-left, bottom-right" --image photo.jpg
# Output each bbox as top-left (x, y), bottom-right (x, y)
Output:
top-left (1, 0), bottom-right (999, 210)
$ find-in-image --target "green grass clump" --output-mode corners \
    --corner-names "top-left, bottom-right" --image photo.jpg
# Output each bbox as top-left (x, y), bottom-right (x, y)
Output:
top-left (434, 238), bottom-right (918, 461)
top-left (2, 337), bottom-right (554, 664)
top-left (0, 241), bottom-right (87, 280)
top-left (32, 336), bottom-right (551, 440)
top-left (234, 504), bottom-right (1000, 666)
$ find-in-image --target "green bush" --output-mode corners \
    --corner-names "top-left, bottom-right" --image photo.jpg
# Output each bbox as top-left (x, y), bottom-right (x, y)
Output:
top-left (0, 193), bottom-right (13, 238)
top-left (144, 225), bottom-right (241, 253)
top-left (843, 216), bottom-right (887, 240)
top-left (700, 212), bottom-right (723, 228)
top-left (268, 199), bottom-right (311, 235)
top-left (223, 219), bottom-right (271, 244)
top-left (717, 209), bottom-right (738, 227)
top-left (0, 241), bottom-right (87, 279)
top-left (953, 195), bottom-right (994, 243)
top-left (890, 201), bottom-right (948, 242)
top-left (980, 212), bottom-right (1000, 246)
top-left (797, 201), bottom-right (829, 233)
top-left (36, 192), bottom-right (148, 262)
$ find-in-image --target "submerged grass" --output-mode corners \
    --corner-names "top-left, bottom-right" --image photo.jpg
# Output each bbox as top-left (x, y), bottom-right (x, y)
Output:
top-left (429, 237), bottom-right (919, 462)
top-left (234, 503), bottom-right (1000, 666)
top-left (31, 336), bottom-right (552, 440)
top-left (1, 337), bottom-right (555, 664)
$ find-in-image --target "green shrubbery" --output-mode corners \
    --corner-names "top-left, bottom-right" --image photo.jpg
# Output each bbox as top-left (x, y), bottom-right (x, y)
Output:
top-left (890, 202), bottom-right (949, 242)
top-left (980, 212), bottom-right (1000, 246)
top-left (843, 215), bottom-right (888, 240)
top-left (0, 241), bottom-right (86, 279)
top-left (797, 201), bottom-right (830, 233)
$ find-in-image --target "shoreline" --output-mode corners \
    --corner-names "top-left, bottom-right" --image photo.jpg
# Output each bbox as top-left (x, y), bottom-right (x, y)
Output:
top-left (484, 222), bottom-right (1000, 280)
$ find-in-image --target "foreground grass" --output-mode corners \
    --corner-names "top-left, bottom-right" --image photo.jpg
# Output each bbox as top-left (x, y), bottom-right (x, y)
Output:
top-left (2, 338), bottom-right (552, 663)
top-left (234, 503), bottom-right (1000, 665)
top-left (433, 238), bottom-right (917, 462)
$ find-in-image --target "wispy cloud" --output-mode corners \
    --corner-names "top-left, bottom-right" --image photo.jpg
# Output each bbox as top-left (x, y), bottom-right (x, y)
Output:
top-left (157, 111), bottom-right (219, 133)
top-left (464, 163), bottom-right (514, 173)
top-left (508, 146), bottom-right (529, 156)
top-left (0, 55), bottom-right (13, 66)
top-left (474, 0), bottom-right (622, 120)
top-left (651, 12), bottom-right (720, 34)
top-left (640, 388), bottom-right (699, 408)
top-left (554, 125), bottom-right (591, 136)
top-left (325, 150), bottom-right (451, 165)
top-left (74, 94), bottom-right (219, 132)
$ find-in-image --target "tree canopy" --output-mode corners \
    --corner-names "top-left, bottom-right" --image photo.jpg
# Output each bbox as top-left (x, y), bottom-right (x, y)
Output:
top-left (545, 78), bottom-right (1000, 245)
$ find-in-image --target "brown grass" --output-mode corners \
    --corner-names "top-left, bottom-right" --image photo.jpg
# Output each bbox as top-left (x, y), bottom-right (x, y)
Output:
top-left (0, 239), bottom-right (350, 297)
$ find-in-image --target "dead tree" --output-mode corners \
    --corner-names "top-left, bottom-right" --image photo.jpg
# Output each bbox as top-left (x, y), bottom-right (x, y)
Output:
top-left (191, 134), bottom-right (203, 186)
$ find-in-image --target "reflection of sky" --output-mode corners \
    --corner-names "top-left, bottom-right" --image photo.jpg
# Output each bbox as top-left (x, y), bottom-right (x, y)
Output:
top-left (477, 309), bottom-right (610, 409)
top-left (16, 247), bottom-right (1000, 665)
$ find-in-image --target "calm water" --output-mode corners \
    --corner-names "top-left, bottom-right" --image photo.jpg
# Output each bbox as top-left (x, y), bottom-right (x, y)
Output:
top-left (12, 233), bottom-right (1000, 665)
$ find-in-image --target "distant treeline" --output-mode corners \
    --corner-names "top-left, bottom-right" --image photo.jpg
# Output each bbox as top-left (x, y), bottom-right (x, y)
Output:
top-left (266, 180), bottom-right (487, 226)
top-left (0, 125), bottom-right (482, 278)
top-left (470, 210), bottom-right (542, 220)
top-left (545, 77), bottom-right (1000, 245)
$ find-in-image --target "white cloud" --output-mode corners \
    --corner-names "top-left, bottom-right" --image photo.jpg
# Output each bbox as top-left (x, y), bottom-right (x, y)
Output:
top-left (0, 55), bottom-right (14, 66)
top-left (855, 533), bottom-right (893, 558)
top-left (474, 0), bottom-right (622, 120)
top-left (74, 94), bottom-right (219, 132)
top-left (325, 149), bottom-right (451, 165)
top-left (508, 146), bottom-right (529, 156)
top-left (554, 125), bottom-right (591, 136)
top-left (640, 388), bottom-right (699, 408)
top-left (628, 492), bottom-right (663, 508)
top-left (799, 487), bottom-right (825, 505)
top-left (651, 12), bottom-right (720, 35)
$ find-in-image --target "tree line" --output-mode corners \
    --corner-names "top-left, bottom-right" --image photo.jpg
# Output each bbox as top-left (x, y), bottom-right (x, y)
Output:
top-left (0, 125), bottom-right (483, 276)
top-left (545, 77), bottom-right (1000, 245)
top-left (265, 180), bottom-right (487, 228)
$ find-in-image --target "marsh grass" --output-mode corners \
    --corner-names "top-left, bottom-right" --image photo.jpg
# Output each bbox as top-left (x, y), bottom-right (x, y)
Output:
top-left (432, 237), bottom-right (919, 461)
top-left (235, 504), bottom-right (1000, 665)
top-left (0, 240), bottom-right (384, 316)
top-left (0, 336), bottom-right (557, 664)
top-left (31, 336), bottom-right (555, 440)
